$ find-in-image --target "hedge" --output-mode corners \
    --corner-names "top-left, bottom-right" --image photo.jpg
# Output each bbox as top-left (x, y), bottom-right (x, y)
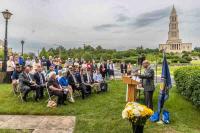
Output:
top-left (174, 66), bottom-right (200, 107)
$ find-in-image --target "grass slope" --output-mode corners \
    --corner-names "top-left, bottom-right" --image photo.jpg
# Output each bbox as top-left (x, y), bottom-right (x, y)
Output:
top-left (0, 81), bottom-right (199, 133)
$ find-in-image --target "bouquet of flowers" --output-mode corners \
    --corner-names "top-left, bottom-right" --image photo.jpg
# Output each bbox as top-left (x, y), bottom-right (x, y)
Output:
top-left (122, 102), bottom-right (154, 133)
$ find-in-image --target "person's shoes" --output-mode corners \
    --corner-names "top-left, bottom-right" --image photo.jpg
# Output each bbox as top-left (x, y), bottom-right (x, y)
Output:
top-left (22, 96), bottom-right (27, 102)
top-left (39, 96), bottom-right (44, 100)
top-left (62, 103), bottom-right (67, 105)
top-left (34, 97), bottom-right (39, 102)
top-left (69, 97), bottom-right (75, 103)
top-left (57, 103), bottom-right (62, 107)
top-left (84, 91), bottom-right (90, 96)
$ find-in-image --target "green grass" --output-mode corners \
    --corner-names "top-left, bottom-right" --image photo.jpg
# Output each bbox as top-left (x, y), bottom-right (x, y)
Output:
top-left (191, 60), bottom-right (200, 65)
top-left (156, 65), bottom-right (182, 76)
top-left (0, 81), bottom-right (199, 133)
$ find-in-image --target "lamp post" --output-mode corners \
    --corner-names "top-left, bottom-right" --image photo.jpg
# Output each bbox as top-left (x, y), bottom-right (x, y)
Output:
top-left (21, 40), bottom-right (24, 56)
top-left (2, 9), bottom-right (12, 72)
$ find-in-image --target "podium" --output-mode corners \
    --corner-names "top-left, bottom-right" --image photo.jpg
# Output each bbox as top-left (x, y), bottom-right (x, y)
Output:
top-left (122, 76), bottom-right (139, 102)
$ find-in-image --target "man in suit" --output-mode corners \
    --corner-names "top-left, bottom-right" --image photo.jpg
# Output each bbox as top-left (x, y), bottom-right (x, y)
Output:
top-left (137, 60), bottom-right (155, 110)
top-left (19, 66), bottom-right (40, 102)
top-left (34, 65), bottom-right (46, 99)
top-left (74, 68), bottom-right (90, 98)
top-left (81, 69), bottom-right (92, 94)
top-left (120, 61), bottom-right (127, 76)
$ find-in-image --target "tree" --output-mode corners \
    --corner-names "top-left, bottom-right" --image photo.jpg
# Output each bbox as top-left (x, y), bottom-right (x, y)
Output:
top-left (194, 47), bottom-right (200, 52)
top-left (39, 47), bottom-right (48, 58)
top-left (83, 52), bottom-right (92, 61)
top-left (96, 45), bottom-right (103, 51)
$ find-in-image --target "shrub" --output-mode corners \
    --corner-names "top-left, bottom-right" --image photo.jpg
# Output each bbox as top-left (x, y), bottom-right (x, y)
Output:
top-left (171, 58), bottom-right (179, 63)
top-left (179, 58), bottom-right (190, 63)
top-left (124, 58), bottom-right (137, 64)
top-left (174, 66), bottom-right (200, 107)
top-left (112, 59), bottom-right (122, 63)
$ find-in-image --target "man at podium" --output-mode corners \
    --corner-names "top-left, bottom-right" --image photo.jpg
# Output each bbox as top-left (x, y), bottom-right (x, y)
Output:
top-left (136, 60), bottom-right (155, 110)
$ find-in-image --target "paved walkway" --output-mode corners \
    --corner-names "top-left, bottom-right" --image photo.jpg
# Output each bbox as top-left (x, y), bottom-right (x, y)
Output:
top-left (0, 115), bottom-right (76, 133)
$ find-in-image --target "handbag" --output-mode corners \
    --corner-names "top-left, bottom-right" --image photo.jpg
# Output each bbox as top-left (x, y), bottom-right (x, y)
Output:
top-left (47, 100), bottom-right (57, 108)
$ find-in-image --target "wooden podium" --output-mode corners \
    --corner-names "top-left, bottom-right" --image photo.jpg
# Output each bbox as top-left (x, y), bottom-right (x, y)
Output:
top-left (122, 76), bottom-right (139, 102)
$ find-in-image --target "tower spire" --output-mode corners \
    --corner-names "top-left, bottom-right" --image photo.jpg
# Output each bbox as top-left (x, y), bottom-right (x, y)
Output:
top-left (167, 5), bottom-right (181, 43)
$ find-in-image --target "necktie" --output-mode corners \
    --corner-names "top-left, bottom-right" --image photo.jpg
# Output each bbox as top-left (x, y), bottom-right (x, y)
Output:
top-left (27, 73), bottom-right (32, 82)
top-left (87, 73), bottom-right (90, 83)
top-left (72, 73), bottom-right (77, 83)
top-left (39, 73), bottom-right (43, 84)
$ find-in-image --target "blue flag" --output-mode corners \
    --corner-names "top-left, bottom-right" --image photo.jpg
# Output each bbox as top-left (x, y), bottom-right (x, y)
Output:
top-left (150, 52), bottom-right (172, 123)
top-left (161, 52), bottom-right (172, 89)
top-left (158, 52), bottom-right (171, 115)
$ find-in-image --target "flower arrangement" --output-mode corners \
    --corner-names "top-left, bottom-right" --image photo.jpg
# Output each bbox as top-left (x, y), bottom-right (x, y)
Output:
top-left (122, 102), bottom-right (154, 125)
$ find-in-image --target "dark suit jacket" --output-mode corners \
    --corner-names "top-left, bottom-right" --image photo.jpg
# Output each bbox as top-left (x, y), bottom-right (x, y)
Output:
top-left (74, 72), bottom-right (82, 84)
top-left (19, 72), bottom-right (32, 88)
top-left (120, 63), bottom-right (127, 73)
top-left (34, 72), bottom-right (45, 85)
top-left (139, 66), bottom-right (155, 92)
top-left (82, 73), bottom-right (93, 84)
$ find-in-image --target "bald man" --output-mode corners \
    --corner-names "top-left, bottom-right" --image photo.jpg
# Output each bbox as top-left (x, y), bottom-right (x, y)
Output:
top-left (138, 60), bottom-right (155, 110)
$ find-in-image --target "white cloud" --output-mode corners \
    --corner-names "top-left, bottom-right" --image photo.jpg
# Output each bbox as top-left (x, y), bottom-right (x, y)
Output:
top-left (0, 0), bottom-right (199, 53)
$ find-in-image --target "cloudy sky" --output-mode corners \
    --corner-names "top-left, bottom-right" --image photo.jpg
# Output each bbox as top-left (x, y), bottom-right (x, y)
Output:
top-left (0, 0), bottom-right (200, 53)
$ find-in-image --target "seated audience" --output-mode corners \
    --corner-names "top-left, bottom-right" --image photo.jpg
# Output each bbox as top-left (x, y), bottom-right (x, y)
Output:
top-left (34, 65), bottom-right (46, 99)
top-left (94, 69), bottom-right (108, 92)
top-left (81, 69), bottom-right (92, 94)
top-left (11, 64), bottom-right (22, 94)
top-left (46, 65), bottom-right (56, 79)
top-left (71, 67), bottom-right (90, 99)
top-left (93, 69), bottom-right (103, 92)
top-left (47, 72), bottom-right (67, 106)
top-left (57, 70), bottom-right (75, 103)
top-left (19, 66), bottom-right (40, 102)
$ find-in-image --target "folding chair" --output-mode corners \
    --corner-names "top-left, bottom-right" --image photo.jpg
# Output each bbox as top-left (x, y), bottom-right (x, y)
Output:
top-left (45, 82), bottom-right (52, 101)
top-left (45, 82), bottom-right (57, 102)
top-left (17, 86), bottom-right (24, 103)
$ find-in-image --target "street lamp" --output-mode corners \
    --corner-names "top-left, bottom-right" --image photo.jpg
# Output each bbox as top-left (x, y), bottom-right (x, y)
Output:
top-left (21, 40), bottom-right (24, 56)
top-left (2, 9), bottom-right (12, 72)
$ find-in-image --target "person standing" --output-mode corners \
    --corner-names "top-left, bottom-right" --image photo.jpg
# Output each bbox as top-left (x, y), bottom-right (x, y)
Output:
top-left (109, 61), bottom-right (115, 80)
top-left (127, 62), bottom-right (133, 76)
top-left (18, 56), bottom-right (25, 66)
top-left (25, 57), bottom-right (32, 66)
top-left (137, 60), bottom-right (155, 110)
top-left (46, 56), bottom-right (53, 70)
top-left (106, 60), bottom-right (110, 79)
top-left (120, 61), bottom-right (127, 76)
top-left (100, 61), bottom-right (107, 79)
top-left (41, 56), bottom-right (47, 71)
top-left (32, 57), bottom-right (41, 73)
top-left (6, 56), bottom-right (15, 83)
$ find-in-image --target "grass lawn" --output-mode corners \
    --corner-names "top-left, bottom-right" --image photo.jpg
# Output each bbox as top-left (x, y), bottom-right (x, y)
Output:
top-left (0, 81), bottom-right (200, 133)
top-left (156, 65), bottom-right (182, 76)
top-left (191, 60), bottom-right (200, 65)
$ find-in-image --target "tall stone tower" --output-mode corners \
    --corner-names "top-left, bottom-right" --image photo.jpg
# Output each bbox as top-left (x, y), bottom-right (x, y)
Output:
top-left (167, 5), bottom-right (181, 43)
top-left (159, 5), bottom-right (192, 53)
